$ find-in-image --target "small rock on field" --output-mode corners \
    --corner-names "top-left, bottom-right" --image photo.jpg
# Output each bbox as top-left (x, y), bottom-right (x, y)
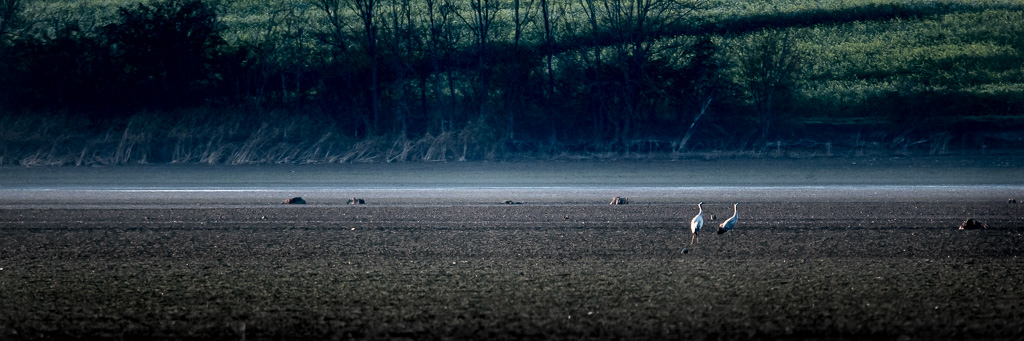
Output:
top-left (609, 196), bottom-right (629, 205)
top-left (959, 218), bottom-right (989, 230)
top-left (282, 197), bottom-right (306, 204)
top-left (347, 198), bottom-right (365, 205)
top-left (503, 200), bottom-right (522, 205)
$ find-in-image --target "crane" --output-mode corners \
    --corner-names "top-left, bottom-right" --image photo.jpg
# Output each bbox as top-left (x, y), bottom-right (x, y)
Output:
top-left (689, 202), bottom-right (704, 245)
top-left (717, 203), bottom-right (738, 235)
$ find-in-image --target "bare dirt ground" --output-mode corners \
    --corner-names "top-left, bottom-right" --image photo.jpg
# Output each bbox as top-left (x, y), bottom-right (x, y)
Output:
top-left (1, 157), bottom-right (1024, 340)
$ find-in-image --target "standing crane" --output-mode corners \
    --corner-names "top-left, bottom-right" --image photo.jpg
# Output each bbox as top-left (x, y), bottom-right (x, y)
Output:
top-left (717, 203), bottom-right (738, 235)
top-left (689, 202), bottom-right (704, 245)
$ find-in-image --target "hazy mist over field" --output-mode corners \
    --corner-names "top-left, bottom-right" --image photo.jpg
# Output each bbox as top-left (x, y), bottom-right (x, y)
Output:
top-left (3, 157), bottom-right (1023, 207)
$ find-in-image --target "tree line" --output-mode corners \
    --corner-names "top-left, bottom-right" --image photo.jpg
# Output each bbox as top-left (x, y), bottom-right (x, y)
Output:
top-left (1, 0), bottom-right (1020, 160)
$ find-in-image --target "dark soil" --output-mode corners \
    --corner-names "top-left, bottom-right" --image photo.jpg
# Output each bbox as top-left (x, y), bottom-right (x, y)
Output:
top-left (2, 202), bottom-right (1023, 340)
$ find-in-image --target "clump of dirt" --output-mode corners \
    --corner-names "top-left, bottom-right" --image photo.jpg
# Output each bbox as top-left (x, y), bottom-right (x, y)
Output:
top-left (960, 218), bottom-right (989, 230)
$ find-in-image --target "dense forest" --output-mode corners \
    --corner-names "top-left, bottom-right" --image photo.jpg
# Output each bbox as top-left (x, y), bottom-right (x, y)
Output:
top-left (1, 0), bottom-right (1022, 165)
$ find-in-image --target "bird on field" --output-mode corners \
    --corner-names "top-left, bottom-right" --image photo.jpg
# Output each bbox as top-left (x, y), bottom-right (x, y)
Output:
top-left (717, 203), bottom-right (738, 235)
top-left (689, 201), bottom-right (704, 246)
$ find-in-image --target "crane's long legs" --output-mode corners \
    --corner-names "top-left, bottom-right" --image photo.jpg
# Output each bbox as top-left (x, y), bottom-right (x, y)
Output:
top-left (690, 233), bottom-right (696, 245)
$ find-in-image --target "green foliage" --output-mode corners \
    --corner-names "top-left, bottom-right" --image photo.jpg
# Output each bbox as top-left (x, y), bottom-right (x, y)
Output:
top-left (794, 8), bottom-right (1024, 127)
top-left (0, 0), bottom-right (27, 41)
top-left (1, 0), bottom-right (231, 112)
top-left (2, 0), bottom-right (1022, 162)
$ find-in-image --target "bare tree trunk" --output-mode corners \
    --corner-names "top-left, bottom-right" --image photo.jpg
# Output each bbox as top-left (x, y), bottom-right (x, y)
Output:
top-left (312, 0), bottom-right (368, 135)
top-left (582, 0), bottom-right (605, 143)
top-left (677, 96), bottom-right (713, 152)
top-left (509, 0), bottom-right (533, 141)
top-left (349, 0), bottom-right (380, 134)
top-left (540, 0), bottom-right (553, 98)
top-left (458, 0), bottom-right (500, 121)
top-left (426, 0), bottom-right (442, 133)
top-left (740, 30), bottom-right (800, 142)
top-left (293, 25), bottom-right (304, 109)
top-left (280, 73), bottom-right (288, 103)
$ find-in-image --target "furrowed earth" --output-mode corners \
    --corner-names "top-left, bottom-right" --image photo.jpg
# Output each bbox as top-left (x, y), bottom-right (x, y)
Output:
top-left (1, 158), bottom-right (1023, 340)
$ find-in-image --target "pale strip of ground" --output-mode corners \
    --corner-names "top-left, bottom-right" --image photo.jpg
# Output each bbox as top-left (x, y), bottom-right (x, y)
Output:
top-left (1, 157), bottom-right (1022, 207)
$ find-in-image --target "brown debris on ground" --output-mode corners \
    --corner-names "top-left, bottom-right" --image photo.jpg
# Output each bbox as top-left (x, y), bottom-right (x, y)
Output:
top-left (959, 218), bottom-right (989, 230)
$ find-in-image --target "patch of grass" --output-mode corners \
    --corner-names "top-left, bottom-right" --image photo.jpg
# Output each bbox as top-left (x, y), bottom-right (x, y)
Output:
top-left (0, 109), bottom-right (514, 165)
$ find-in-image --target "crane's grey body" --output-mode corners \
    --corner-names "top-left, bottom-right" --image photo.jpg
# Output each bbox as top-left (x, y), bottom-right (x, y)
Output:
top-left (717, 203), bottom-right (738, 235)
